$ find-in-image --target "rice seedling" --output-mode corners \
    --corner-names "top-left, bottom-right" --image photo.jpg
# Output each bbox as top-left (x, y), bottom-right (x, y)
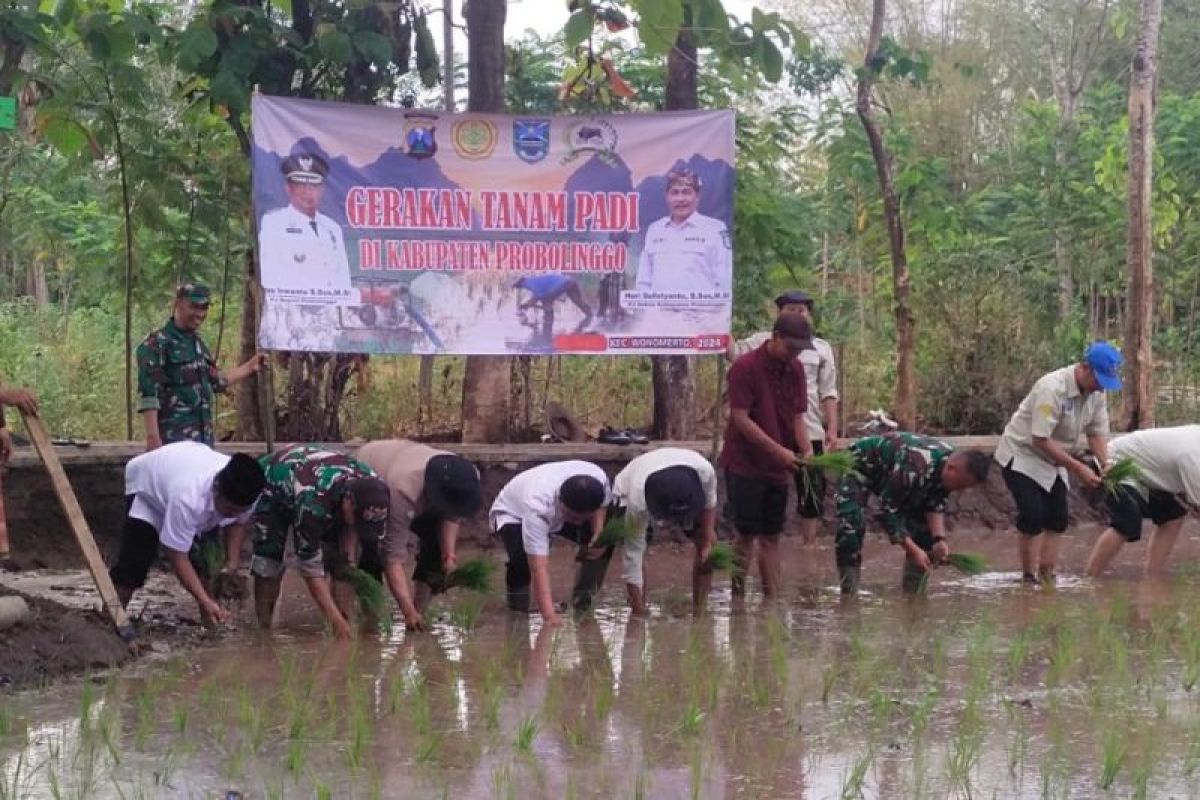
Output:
top-left (633, 765), bottom-right (649, 800)
top-left (689, 746), bottom-right (705, 800)
top-left (593, 516), bottom-right (636, 548)
top-left (316, 781), bottom-right (332, 800)
top-left (338, 565), bottom-right (392, 633)
top-left (1098, 726), bottom-right (1127, 789)
top-left (171, 704), bottom-right (189, 736)
top-left (1102, 457), bottom-right (1145, 495)
top-left (839, 747), bottom-right (873, 799)
top-left (448, 593), bottom-right (487, 632)
top-left (415, 733), bottom-right (442, 763)
top-left (946, 552), bottom-right (988, 575)
top-left (704, 542), bottom-right (737, 573)
top-left (514, 714), bottom-right (539, 753)
top-left (194, 534), bottom-right (225, 581)
top-left (797, 450), bottom-right (858, 477)
top-left (446, 558), bottom-right (498, 592)
top-left (677, 701), bottom-right (705, 736)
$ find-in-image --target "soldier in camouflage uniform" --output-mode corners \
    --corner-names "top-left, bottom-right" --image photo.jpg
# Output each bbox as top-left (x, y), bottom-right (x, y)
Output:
top-left (834, 432), bottom-right (992, 595)
top-left (136, 283), bottom-right (264, 450)
top-left (225, 444), bottom-right (390, 639)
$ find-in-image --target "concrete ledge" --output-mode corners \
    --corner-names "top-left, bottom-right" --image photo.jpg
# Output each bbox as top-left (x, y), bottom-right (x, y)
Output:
top-left (5, 436), bottom-right (1005, 470)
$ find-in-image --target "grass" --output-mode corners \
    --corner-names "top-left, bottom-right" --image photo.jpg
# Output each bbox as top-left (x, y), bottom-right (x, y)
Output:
top-left (446, 558), bottom-right (498, 592)
top-left (946, 552), bottom-right (988, 575)
top-left (514, 715), bottom-right (539, 753)
top-left (193, 535), bottom-right (225, 581)
top-left (1099, 726), bottom-right (1128, 789)
top-left (338, 565), bottom-right (392, 632)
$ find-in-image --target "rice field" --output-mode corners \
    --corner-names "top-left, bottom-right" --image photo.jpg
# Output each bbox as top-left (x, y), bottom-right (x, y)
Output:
top-left (4, 531), bottom-right (1200, 798)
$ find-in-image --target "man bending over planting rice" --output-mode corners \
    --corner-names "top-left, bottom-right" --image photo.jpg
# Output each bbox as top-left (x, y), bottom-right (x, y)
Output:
top-left (109, 442), bottom-right (264, 625)
top-left (1085, 425), bottom-right (1200, 577)
top-left (612, 447), bottom-right (719, 615)
top-left (354, 440), bottom-right (483, 631)
top-left (834, 432), bottom-right (991, 595)
top-left (226, 445), bottom-right (390, 640)
top-left (490, 460), bottom-right (610, 626)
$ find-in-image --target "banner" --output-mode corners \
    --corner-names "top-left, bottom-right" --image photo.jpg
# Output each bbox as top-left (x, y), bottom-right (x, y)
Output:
top-left (251, 95), bottom-right (735, 355)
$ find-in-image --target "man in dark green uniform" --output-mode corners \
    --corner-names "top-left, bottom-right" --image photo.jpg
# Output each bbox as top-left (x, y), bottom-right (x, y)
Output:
top-left (834, 431), bottom-right (992, 594)
top-left (224, 444), bottom-right (390, 639)
top-left (136, 283), bottom-right (264, 451)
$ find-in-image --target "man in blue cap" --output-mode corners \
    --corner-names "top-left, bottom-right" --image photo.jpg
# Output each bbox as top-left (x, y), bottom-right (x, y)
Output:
top-left (994, 342), bottom-right (1121, 584)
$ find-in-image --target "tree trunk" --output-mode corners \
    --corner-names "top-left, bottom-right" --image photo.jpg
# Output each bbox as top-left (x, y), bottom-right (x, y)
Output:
top-left (650, 22), bottom-right (699, 440)
top-left (856, 0), bottom-right (917, 429)
top-left (1122, 0), bottom-right (1163, 430)
top-left (460, 0), bottom-right (510, 443)
top-left (235, 248), bottom-right (265, 441)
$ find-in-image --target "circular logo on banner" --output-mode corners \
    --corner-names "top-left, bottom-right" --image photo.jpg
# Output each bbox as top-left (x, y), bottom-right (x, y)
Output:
top-left (452, 119), bottom-right (498, 160)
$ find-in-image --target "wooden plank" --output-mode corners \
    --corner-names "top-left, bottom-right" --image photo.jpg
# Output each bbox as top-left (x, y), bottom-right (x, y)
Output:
top-left (18, 412), bottom-right (136, 640)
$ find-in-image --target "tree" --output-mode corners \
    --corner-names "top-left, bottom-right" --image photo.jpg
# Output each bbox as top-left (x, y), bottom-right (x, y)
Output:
top-left (1122, 0), bottom-right (1163, 429)
top-left (856, 0), bottom-right (917, 429)
top-left (459, 0), bottom-right (510, 444)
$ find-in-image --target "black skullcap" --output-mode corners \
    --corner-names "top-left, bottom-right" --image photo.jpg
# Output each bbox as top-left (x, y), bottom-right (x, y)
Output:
top-left (424, 454), bottom-right (482, 518)
top-left (644, 465), bottom-right (705, 523)
top-left (559, 474), bottom-right (606, 514)
top-left (215, 453), bottom-right (266, 508)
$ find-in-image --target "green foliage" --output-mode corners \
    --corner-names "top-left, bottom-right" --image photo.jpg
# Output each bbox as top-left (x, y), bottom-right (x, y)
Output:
top-left (593, 516), bottom-right (636, 548)
top-left (704, 542), bottom-right (736, 572)
top-left (337, 566), bottom-right (391, 632)
top-left (947, 552), bottom-right (988, 576)
top-left (446, 558), bottom-right (498, 593)
top-left (1103, 458), bottom-right (1146, 495)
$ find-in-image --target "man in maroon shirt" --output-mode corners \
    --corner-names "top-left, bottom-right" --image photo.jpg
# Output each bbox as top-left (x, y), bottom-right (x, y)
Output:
top-left (719, 313), bottom-right (814, 599)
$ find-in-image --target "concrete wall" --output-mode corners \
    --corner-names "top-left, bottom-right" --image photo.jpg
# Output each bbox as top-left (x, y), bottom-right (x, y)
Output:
top-left (2, 439), bottom-right (1101, 570)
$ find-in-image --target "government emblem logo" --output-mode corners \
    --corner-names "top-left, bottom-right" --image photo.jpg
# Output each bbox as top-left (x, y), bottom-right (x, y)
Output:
top-left (513, 119), bottom-right (551, 163)
top-left (562, 118), bottom-right (618, 166)
top-left (403, 112), bottom-right (439, 159)
top-left (451, 118), bottom-right (498, 160)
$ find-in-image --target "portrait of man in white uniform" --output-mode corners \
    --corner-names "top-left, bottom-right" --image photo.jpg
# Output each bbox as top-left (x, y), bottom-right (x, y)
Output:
top-left (257, 151), bottom-right (353, 296)
top-left (634, 168), bottom-right (732, 296)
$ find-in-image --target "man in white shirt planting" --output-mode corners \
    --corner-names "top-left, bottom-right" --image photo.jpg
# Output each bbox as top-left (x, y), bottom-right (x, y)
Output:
top-left (490, 460), bottom-right (610, 626)
top-left (1085, 425), bottom-right (1200, 577)
top-left (612, 448), bottom-right (719, 615)
top-left (109, 442), bottom-right (265, 625)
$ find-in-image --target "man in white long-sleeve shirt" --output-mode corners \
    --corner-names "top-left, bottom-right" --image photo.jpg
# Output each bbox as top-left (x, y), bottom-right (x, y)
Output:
top-left (1085, 425), bottom-right (1200, 577)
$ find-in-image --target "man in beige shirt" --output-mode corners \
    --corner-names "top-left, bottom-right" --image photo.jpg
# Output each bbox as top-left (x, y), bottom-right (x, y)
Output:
top-left (1085, 425), bottom-right (1200, 577)
top-left (994, 342), bottom-right (1120, 583)
top-left (354, 440), bottom-right (483, 630)
top-left (730, 290), bottom-right (839, 543)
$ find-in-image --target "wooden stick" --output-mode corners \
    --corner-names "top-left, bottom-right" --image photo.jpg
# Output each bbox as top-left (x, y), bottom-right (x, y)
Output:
top-left (18, 411), bottom-right (135, 640)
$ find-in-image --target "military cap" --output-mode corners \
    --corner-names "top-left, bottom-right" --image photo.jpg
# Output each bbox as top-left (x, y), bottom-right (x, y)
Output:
top-left (281, 153), bottom-right (329, 185)
top-left (176, 283), bottom-right (212, 305)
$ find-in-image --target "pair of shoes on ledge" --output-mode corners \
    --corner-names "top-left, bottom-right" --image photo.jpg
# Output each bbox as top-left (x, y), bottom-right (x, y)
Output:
top-left (598, 426), bottom-right (649, 445)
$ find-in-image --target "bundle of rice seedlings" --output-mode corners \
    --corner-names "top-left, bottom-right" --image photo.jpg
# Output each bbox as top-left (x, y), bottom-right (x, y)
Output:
top-left (194, 535), bottom-right (225, 581)
top-left (592, 516), bottom-right (636, 548)
top-left (946, 552), bottom-right (988, 575)
top-left (446, 558), bottom-right (497, 592)
top-left (1102, 457), bottom-right (1145, 496)
top-left (797, 450), bottom-right (858, 478)
top-left (339, 566), bottom-right (391, 631)
top-left (704, 542), bottom-right (737, 573)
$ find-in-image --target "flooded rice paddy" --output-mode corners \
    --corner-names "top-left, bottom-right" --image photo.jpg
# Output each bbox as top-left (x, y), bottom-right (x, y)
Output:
top-left (6, 529), bottom-right (1200, 798)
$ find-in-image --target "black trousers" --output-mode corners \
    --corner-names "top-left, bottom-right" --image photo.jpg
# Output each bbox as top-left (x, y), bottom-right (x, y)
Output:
top-left (109, 495), bottom-right (160, 590)
top-left (498, 522), bottom-right (614, 612)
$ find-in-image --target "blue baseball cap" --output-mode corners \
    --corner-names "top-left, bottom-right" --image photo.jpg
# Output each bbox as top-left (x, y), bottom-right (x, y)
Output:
top-left (1084, 341), bottom-right (1123, 391)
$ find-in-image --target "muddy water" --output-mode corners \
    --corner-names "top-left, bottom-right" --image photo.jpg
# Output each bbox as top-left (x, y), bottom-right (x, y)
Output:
top-left (6, 528), bottom-right (1200, 798)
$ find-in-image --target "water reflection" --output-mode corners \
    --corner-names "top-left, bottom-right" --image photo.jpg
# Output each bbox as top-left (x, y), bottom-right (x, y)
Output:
top-left (5, 546), bottom-right (1200, 797)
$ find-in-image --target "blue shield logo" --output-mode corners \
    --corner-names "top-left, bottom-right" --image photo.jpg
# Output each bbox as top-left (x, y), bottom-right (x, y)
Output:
top-left (513, 119), bottom-right (551, 163)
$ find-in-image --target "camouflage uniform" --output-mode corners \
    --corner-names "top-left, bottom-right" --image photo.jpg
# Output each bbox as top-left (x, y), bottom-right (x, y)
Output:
top-left (834, 432), bottom-right (952, 571)
top-left (136, 319), bottom-right (224, 446)
top-left (251, 445), bottom-right (378, 573)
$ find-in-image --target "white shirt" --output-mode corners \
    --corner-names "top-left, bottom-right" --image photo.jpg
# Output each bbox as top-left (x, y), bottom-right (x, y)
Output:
top-left (257, 204), bottom-right (352, 296)
top-left (994, 365), bottom-right (1110, 491)
top-left (124, 442), bottom-right (254, 553)
top-left (612, 448), bottom-right (718, 589)
top-left (1109, 425), bottom-right (1200, 507)
top-left (734, 331), bottom-right (839, 440)
top-left (635, 212), bottom-right (732, 293)
top-left (489, 461), bottom-right (610, 556)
